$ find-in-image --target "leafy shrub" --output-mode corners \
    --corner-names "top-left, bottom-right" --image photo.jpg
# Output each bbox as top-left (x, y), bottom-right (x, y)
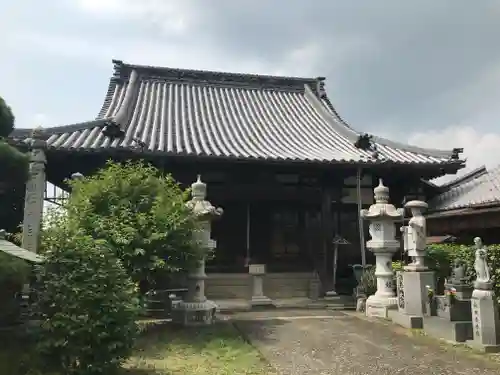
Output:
top-left (422, 243), bottom-right (500, 297)
top-left (359, 266), bottom-right (377, 296)
top-left (0, 141), bottom-right (28, 233)
top-left (0, 252), bottom-right (30, 325)
top-left (392, 261), bottom-right (404, 272)
top-left (42, 161), bottom-right (203, 293)
top-left (0, 96), bottom-right (15, 137)
top-left (34, 233), bottom-right (140, 375)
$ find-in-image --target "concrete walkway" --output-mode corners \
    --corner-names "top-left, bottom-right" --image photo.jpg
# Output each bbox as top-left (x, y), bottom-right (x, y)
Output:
top-left (231, 309), bottom-right (500, 375)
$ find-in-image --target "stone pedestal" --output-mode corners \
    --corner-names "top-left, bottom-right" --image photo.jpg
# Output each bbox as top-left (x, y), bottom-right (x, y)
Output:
top-left (249, 264), bottom-right (272, 307)
top-left (172, 244), bottom-right (218, 326)
top-left (172, 176), bottom-right (223, 326)
top-left (390, 271), bottom-right (435, 328)
top-left (365, 248), bottom-right (400, 318)
top-left (468, 288), bottom-right (500, 352)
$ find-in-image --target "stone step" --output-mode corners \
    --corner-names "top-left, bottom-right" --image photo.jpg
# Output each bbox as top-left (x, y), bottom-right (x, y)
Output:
top-left (214, 298), bottom-right (356, 313)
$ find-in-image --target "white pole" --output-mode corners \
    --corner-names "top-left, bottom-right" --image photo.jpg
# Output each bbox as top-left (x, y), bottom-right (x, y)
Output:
top-left (332, 243), bottom-right (338, 293)
top-left (357, 167), bottom-right (367, 267)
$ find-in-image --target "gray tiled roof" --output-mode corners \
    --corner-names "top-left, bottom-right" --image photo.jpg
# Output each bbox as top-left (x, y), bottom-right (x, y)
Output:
top-left (11, 60), bottom-right (463, 166)
top-left (430, 165), bottom-right (500, 211)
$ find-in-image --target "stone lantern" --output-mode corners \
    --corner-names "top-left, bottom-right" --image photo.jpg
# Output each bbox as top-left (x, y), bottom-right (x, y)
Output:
top-left (360, 179), bottom-right (404, 318)
top-left (172, 176), bottom-right (223, 326)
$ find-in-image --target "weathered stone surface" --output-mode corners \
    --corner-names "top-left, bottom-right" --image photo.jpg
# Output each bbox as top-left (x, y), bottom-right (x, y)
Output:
top-left (435, 296), bottom-right (472, 321)
top-left (389, 309), bottom-right (423, 329)
top-left (233, 310), bottom-right (500, 375)
top-left (470, 295), bottom-right (500, 352)
top-left (398, 271), bottom-right (435, 316)
top-left (171, 300), bottom-right (217, 326)
top-left (423, 316), bottom-right (473, 342)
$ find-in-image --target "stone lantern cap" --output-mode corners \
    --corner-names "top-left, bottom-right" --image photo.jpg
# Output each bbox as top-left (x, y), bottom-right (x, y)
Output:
top-left (404, 200), bottom-right (428, 210)
top-left (360, 179), bottom-right (404, 220)
top-left (186, 175), bottom-right (223, 220)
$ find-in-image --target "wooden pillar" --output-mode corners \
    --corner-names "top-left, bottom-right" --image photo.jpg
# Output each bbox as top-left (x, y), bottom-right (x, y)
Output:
top-left (320, 187), bottom-right (332, 288)
top-left (245, 203), bottom-right (251, 264)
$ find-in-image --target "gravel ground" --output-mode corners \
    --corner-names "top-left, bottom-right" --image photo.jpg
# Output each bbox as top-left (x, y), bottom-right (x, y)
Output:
top-left (233, 310), bottom-right (500, 375)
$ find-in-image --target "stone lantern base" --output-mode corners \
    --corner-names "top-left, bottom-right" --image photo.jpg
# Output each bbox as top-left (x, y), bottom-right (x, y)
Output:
top-left (171, 300), bottom-right (218, 326)
top-left (366, 295), bottom-right (398, 318)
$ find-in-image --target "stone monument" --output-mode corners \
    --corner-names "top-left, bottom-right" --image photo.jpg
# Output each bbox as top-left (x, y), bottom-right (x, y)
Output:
top-left (390, 199), bottom-right (435, 329)
top-left (21, 131), bottom-right (46, 255)
top-left (20, 131), bottom-right (46, 310)
top-left (468, 237), bottom-right (500, 352)
top-left (360, 179), bottom-right (404, 318)
top-left (249, 264), bottom-right (272, 307)
top-left (172, 176), bottom-right (223, 326)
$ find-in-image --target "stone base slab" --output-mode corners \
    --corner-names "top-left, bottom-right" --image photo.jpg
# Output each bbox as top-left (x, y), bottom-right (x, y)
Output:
top-left (389, 309), bottom-right (423, 329)
top-left (423, 317), bottom-right (472, 342)
top-left (325, 290), bottom-right (338, 297)
top-left (171, 300), bottom-right (218, 326)
top-left (365, 296), bottom-right (397, 319)
top-left (465, 342), bottom-right (500, 353)
top-left (251, 296), bottom-right (273, 308)
top-left (403, 265), bottom-right (428, 272)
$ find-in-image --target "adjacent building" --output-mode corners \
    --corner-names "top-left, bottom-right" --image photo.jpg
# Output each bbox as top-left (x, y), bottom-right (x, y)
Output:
top-left (427, 165), bottom-right (500, 244)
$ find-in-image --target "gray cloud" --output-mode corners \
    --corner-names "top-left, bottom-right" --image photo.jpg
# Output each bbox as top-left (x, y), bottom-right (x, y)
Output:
top-left (2, 0), bottom-right (500, 165)
top-left (175, 0), bottom-right (500, 133)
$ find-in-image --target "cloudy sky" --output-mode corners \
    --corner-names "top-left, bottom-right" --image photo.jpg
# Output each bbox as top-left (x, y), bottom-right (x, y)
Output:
top-left (2, 0), bottom-right (500, 177)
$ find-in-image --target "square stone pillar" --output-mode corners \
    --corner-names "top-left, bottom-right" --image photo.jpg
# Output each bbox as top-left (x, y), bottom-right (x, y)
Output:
top-left (390, 271), bottom-right (435, 328)
top-left (399, 271), bottom-right (435, 316)
top-left (469, 289), bottom-right (500, 352)
top-left (249, 264), bottom-right (272, 307)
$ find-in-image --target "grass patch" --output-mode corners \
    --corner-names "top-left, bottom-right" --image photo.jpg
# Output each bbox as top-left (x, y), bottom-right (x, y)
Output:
top-left (126, 322), bottom-right (276, 374)
top-left (0, 322), bottom-right (276, 375)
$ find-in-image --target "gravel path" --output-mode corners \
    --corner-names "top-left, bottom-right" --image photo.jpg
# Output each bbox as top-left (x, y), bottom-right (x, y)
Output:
top-left (232, 309), bottom-right (500, 375)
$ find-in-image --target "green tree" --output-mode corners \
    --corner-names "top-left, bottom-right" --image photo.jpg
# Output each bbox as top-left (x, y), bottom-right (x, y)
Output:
top-left (0, 96), bottom-right (28, 233)
top-left (0, 252), bottom-right (30, 325)
top-left (42, 160), bottom-right (202, 293)
top-left (34, 232), bottom-right (140, 375)
top-left (0, 96), bottom-right (14, 137)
